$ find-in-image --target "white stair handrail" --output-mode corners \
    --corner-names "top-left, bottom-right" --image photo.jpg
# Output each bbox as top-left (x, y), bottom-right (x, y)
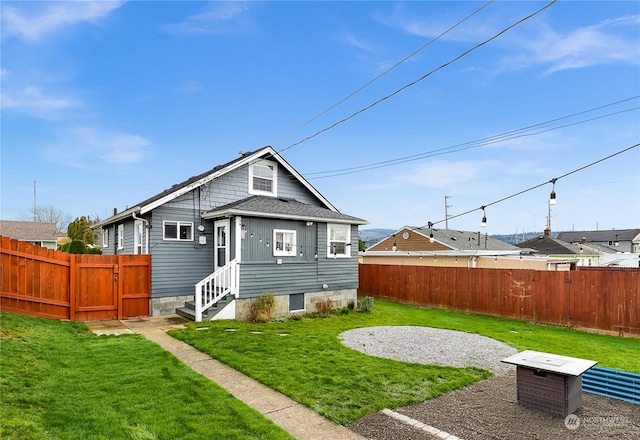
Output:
top-left (195, 259), bottom-right (238, 321)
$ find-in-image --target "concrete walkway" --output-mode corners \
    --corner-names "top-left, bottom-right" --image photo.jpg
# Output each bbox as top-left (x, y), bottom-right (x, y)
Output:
top-left (87, 317), bottom-right (365, 440)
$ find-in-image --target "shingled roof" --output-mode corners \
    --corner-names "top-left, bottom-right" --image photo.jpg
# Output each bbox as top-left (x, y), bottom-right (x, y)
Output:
top-left (202, 196), bottom-right (368, 225)
top-left (0, 220), bottom-right (57, 241)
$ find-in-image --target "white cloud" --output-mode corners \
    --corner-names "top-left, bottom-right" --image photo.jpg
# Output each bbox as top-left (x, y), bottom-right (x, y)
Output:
top-left (342, 33), bottom-right (373, 52)
top-left (501, 14), bottom-right (640, 74)
top-left (165, 2), bottom-right (252, 35)
top-left (1, 85), bottom-right (81, 114)
top-left (45, 126), bottom-right (150, 168)
top-left (1, 1), bottom-right (124, 42)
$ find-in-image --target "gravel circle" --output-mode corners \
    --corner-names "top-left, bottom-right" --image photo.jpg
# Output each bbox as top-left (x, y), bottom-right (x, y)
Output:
top-left (342, 326), bottom-right (640, 440)
top-left (338, 326), bottom-right (517, 374)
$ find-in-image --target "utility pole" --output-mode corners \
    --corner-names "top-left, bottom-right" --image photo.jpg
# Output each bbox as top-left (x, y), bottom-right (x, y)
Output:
top-left (444, 195), bottom-right (452, 230)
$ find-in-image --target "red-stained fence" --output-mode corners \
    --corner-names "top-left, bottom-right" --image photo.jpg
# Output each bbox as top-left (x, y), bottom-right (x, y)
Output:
top-left (1, 235), bottom-right (150, 321)
top-left (359, 264), bottom-right (640, 335)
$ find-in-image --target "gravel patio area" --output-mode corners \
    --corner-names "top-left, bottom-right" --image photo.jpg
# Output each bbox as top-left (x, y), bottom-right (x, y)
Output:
top-left (341, 326), bottom-right (639, 440)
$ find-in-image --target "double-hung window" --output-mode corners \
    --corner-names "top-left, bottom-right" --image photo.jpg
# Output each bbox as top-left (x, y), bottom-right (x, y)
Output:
top-left (327, 224), bottom-right (350, 258)
top-left (274, 229), bottom-right (296, 256)
top-left (163, 221), bottom-right (193, 241)
top-left (249, 160), bottom-right (277, 196)
top-left (102, 229), bottom-right (109, 248)
top-left (117, 224), bottom-right (124, 250)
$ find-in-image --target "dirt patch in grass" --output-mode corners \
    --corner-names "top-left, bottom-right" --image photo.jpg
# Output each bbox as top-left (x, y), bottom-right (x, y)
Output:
top-left (348, 369), bottom-right (639, 440)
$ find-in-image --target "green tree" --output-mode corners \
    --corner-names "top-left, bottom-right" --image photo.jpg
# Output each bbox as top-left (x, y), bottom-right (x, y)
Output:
top-left (67, 216), bottom-right (95, 245)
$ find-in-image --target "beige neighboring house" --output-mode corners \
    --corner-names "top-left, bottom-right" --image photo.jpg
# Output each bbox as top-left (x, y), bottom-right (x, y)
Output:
top-left (360, 226), bottom-right (560, 270)
top-left (0, 220), bottom-right (58, 250)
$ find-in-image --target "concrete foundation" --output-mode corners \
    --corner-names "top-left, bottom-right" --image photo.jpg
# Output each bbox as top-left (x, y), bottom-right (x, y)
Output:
top-left (152, 289), bottom-right (358, 322)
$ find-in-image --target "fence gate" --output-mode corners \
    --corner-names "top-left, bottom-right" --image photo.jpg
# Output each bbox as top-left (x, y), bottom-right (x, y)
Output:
top-left (1, 236), bottom-right (150, 321)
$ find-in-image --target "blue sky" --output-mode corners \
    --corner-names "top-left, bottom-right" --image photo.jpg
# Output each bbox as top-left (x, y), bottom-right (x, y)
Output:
top-left (1, 1), bottom-right (639, 235)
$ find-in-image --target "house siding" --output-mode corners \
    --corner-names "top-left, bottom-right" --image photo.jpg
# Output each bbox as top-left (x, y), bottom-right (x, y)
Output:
top-left (165, 165), bottom-right (321, 213)
top-left (149, 205), bottom-right (214, 298)
top-left (237, 223), bottom-right (359, 298)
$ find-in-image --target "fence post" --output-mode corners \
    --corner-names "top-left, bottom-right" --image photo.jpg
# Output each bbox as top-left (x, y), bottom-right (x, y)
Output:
top-left (117, 255), bottom-right (123, 320)
top-left (69, 255), bottom-right (76, 321)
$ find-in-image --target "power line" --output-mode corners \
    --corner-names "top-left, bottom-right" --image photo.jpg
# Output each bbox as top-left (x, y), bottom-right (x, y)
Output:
top-left (304, 96), bottom-right (639, 179)
top-left (278, 0), bottom-right (558, 154)
top-left (424, 143), bottom-right (640, 228)
top-left (271, 0), bottom-right (495, 145)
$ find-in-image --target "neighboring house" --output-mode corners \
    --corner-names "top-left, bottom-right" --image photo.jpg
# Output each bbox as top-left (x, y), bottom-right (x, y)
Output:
top-left (515, 235), bottom-right (600, 268)
top-left (92, 146), bottom-right (368, 321)
top-left (360, 226), bottom-right (544, 269)
top-left (0, 220), bottom-right (57, 250)
top-left (557, 229), bottom-right (640, 254)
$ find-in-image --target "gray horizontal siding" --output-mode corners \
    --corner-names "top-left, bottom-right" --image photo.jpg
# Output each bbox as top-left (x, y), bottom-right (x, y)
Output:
top-left (150, 206), bottom-right (213, 298)
top-left (165, 163), bottom-right (323, 212)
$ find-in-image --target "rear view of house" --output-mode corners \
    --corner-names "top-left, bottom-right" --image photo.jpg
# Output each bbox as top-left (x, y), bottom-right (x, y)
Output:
top-left (93, 146), bottom-right (367, 320)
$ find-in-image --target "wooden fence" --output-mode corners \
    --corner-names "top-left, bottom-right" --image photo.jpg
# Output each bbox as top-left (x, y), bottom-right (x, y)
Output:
top-left (1, 235), bottom-right (150, 321)
top-left (359, 264), bottom-right (640, 336)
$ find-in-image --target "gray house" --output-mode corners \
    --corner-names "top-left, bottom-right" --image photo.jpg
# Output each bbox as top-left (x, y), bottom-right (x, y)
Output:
top-left (93, 146), bottom-right (367, 321)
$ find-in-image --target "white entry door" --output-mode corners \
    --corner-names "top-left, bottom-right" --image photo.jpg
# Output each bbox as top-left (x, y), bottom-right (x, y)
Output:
top-left (214, 219), bottom-right (230, 270)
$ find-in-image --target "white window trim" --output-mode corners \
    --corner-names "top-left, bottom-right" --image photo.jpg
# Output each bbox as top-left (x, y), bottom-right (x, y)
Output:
top-left (163, 221), bottom-right (194, 241)
top-left (248, 159), bottom-right (278, 197)
top-left (102, 228), bottom-right (109, 248)
top-left (327, 224), bottom-right (351, 258)
top-left (289, 293), bottom-right (306, 313)
top-left (273, 229), bottom-right (296, 257)
top-left (117, 224), bottom-right (124, 250)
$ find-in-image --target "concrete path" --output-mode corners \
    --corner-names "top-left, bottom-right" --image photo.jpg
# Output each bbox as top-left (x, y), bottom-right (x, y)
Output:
top-left (88, 317), bottom-right (365, 440)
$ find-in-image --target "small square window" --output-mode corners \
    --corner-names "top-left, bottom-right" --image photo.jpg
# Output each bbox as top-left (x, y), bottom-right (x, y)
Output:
top-left (289, 293), bottom-right (305, 312)
top-left (163, 221), bottom-right (193, 241)
top-left (274, 229), bottom-right (296, 256)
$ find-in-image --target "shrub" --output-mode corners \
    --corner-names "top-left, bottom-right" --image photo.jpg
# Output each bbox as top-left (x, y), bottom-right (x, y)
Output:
top-left (360, 296), bottom-right (374, 313)
top-left (314, 298), bottom-right (334, 317)
top-left (68, 240), bottom-right (87, 254)
top-left (247, 292), bottom-right (276, 323)
top-left (347, 300), bottom-right (355, 310)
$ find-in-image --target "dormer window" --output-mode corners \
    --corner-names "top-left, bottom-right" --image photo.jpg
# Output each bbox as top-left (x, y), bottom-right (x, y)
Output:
top-left (249, 160), bottom-right (277, 196)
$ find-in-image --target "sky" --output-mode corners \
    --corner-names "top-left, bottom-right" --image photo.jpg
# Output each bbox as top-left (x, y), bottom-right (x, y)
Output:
top-left (1, 1), bottom-right (639, 237)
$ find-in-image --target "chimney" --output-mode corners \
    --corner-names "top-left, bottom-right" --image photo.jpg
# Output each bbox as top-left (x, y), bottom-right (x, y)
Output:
top-left (113, 208), bottom-right (117, 215)
top-left (544, 227), bottom-right (551, 237)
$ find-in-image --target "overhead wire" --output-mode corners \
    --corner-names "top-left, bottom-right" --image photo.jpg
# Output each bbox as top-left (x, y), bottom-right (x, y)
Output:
top-left (271, 0), bottom-right (495, 145)
top-left (278, 0), bottom-right (558, 154)
top-left (303, 96), bottom-right (639, 179)
top-left (423, 143), bottom-right (640, 228)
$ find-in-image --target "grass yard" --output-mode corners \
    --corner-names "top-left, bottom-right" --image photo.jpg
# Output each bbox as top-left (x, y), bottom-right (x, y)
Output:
top-left (0, 312), bottom-right (293, 440)
top-left (170, 299), bottom-right (640, 425)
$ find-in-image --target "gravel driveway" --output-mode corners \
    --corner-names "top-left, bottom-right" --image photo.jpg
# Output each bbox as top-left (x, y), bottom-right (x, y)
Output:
top-left (340, 326), bottom-right (639, 440)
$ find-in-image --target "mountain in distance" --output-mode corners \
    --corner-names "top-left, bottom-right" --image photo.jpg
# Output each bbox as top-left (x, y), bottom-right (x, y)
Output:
top-left (359, 228), bottom-right (395, 248)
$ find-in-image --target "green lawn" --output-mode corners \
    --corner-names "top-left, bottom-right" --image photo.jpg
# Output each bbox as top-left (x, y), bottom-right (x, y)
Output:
top-left (0, 312), bottom-right (293, 440)
top-left (170, 300), bottom-right (640, 425)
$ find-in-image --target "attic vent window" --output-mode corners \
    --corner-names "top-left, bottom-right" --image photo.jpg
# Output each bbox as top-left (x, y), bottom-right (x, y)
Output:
top-left (249, 160), bottom-right (277, 197)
